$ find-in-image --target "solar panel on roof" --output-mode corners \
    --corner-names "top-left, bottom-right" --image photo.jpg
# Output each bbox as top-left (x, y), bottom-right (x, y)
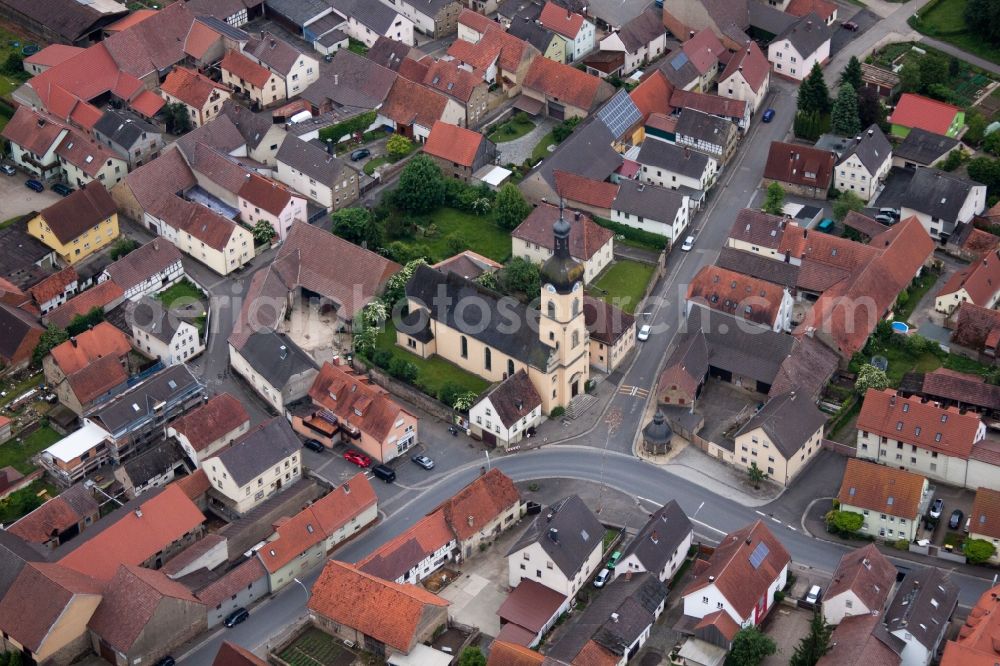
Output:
top-left (671, 52), bottom-right (689, 70)
top-left (597, 90), bottom-right (642, 140)
top-left (749, 541), bottom-right (769, 569)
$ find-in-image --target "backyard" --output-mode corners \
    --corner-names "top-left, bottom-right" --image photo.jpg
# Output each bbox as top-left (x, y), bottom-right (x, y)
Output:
top-left (588, 260), bottom-right (656, 314)
top-left (530, 131), bottom-right (558, 164)
top-left (488, 114), bottom-right (535, 143)
top-left (394, 207), bottom-right (512, 264)
top-left (0, 479), bottom-right (58, 524)
top-left (894, 271), bottom-right (939, 323)
top-left (869, 40), bottom-right (995, 106)
top-left (0, 27), bottom-right (35, 100)
top-left (0, 425), bottom-right (61, 474)
top-left (372, 321), bottom-right (489, 398)
top-left (278, 628), bottom-right (355, 666)
top-left (910, 0), bottom-right (1000, 67)
top-left (156, 279), bottom-right (208, 334)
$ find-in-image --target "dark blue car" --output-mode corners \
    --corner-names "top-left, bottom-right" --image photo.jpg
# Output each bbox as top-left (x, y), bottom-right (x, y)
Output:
top-left (762, 109), bottom-right (776, 123)
top-left (25, 179), bottom-right (43, 192)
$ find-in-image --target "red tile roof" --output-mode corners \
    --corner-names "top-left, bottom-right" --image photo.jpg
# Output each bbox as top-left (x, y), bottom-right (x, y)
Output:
top-left (238, 173), bottom-right (296, 216)
top-left (1, 107), bottom-right (68, 159)
top-left (356, 509), bottom-right (454, 581)
top-left (446, 27), bottom-right (531, 75)
top-left (687, 264), bottom-right (788, 328)
top-left (825, 543), bottom-right (895, 614)
top-left (786, 0), bottom-right (838, 20)
top-left (221, 50), bottom-right (272, 89)
top-left (694, 610), bottom-right (741, 642)
top-left (47, 280), bottom-right (125, 329)
top-left (28, 266), bottom-right (78, 305)
top-left (682, 28), bottom-right (724, 75)
top-left (837, 458), bottom-right (928, 518)
top-left (169, 394), bottom-right (249, 453)
top-left (435, 468), bottom-right (521, 541)
top-left (952, 302), bottom-right (1000, 352)
top-left (553, 171), bottom-right (619, 209)
top-left (308, 561), bottom-right (449, 653)
top-left (889, 94), bottom-right (962, 136)
top-left (414, 58), bottom-right (484, 103)
top-left (8, 485), bottom-right (99, 545)
top-left (682, 520), bottom-right (790, 621)
top-left (55, 129), bottom-right (120, 176)
top-left (308, 362), bottom-right (413, 445)
top-left (524, 57), bottom-right (611, 112)
top-left (513, 202), bottom-right (614, 262)
top-left (671, 89), bottom-right (747, 120)
top-left (719, 41), bottom-right (769, 93)
top-left (940, 583), bottom-right (1000, 666)
top-left (0, 303), bottom-right (43, 367)
top-left (175, 469), bottom-right (210, 500)
top-left (212, 641), bottom-right (268, 666)
top-left (497, 579), bottom-right (568, 633)
top-left (24, 44), bottom-right (84, 68)
top-left (857, 388), bottom-right (983, 459)
top-left (59, 484), bottom-right (205, 581)
top-left (458, 8), bottom-right (496, 35)
top-left (764, 141), bottom-right (835, 190)
top-left (105, 9), bottom-right (157, 33)
top-left (969, 487), bottom-right (1000, 540)
top-left (381, 76), bottom-right (449, 130)
top-left (50, 321), bottom-right (130, 374)
top-left (66, 354), bottom-right (129, 405)
top-left (131, 89), bottom-right (166, 117)
top-left (937, 250), bottom-right (1000, 307)
top-left (160, 66), bottom-right (230, 109)
top-left (424, 121), bottom-right (488, 168)
top-left (184, 20), bottom-right (222, 61)
top-left (539, 1), bottom-right (586, 38)
top-left (486, 640), bottom-right (544, 666)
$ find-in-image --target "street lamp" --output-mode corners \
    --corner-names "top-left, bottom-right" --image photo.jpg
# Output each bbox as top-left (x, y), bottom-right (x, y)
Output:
top-left (484, 450), bottom-right (491, 471)
top-left (293, 578), bottom-right (310, 600)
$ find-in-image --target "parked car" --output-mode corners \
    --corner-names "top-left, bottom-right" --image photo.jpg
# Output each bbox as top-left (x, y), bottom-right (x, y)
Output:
top-left (593, 568), bottom-right (611, 588)
top-left (762, 108), bottom-right (775, 123)
top-left (51, 183), bottom-right (73, 196)
top-left (606, 550), bottom-right (622, 569)
top-left (816, 218), bottom-right (835, 233)
top-left (224, 608), bottom-right (249, 628)
top-left (929, 498), bottom-right (945, 519)
top-left (411, 454), bottom-right (434, 470)
top-left (805, 585), bottom-right (822, 605)
top-left (349, 148), bottom-right (370, 161)
top-left (302, 438), bottom-right (325, 453)
top-left (637, 324), bottom-right (651, 341)
top-left (842, 20), bottom-right (859, 31)
top-left (343, 449), bottom-right (371, 468)
top-left (879, 207), bottom-right (900, 219)
top-left (371, 464), bottom-right (396, 483)
top-left (25, 179), bottom-right (44, 192)
top-left (949, 509), bottom-right (964, 530)
top-left (875, 214), bottom-right (896, 226)
top-left (680, 235), bottom-right (695, 251)
top-left (0, 164), bottom-right (15, 176)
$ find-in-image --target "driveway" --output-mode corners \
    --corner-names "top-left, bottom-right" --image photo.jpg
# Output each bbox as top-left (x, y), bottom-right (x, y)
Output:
top-left (830, 8), bottom-right (881, 56)
top-left (874, 167), bottom-right (916, 210)
top-left (0, 172), bottom-right (61, 219)
top-left (496, 117), bottom-right (557, 166)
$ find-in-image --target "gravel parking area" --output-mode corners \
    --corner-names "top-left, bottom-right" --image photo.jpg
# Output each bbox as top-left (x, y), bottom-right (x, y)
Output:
top-left (0, 172), bottom-right (61, 220)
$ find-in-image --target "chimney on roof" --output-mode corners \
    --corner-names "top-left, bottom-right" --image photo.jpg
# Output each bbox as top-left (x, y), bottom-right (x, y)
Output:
top-left (343, 483), bottom-right (350, 494)
top-left (566, 7), bottom-right (571, 18)
top-left (689, 30), bottom-right (694, 38)
top-left (611, 612), bottom-right (619, 623)
top-left (651, 530), bottom-right (659, 544)
top-left (70, 336), bottom-right (77, 347)
top-left (270, 39), bottom-right (276, 48)
top-left (467, 515), bottom-right (474, 527)
top-left (806, 20), bottom-right (812, 29)
top-left (684, 146), bottom-right (690, 159)
top-left (549, 527), bottom-right (559, 543)
top-left (708, 575), bottom-right (715, 582)
top-left (37, 118), bottom-right (45, 128)
top-left (153, 241), bottom-right (159, 251)
top-left (135, 509), bottom-right (143, 518)
top-left (326, 141), bottom-right (333, 155)
top-left (868, 128), bottom-right (874, 136)
top-left (574, 211), bottom-right (581, 221)
top-left (259, 30), bottom-right (264, 40)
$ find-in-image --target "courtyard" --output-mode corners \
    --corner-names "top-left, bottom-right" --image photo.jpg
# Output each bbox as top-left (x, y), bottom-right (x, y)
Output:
top-left (589, 259), bottom-right (657, 315)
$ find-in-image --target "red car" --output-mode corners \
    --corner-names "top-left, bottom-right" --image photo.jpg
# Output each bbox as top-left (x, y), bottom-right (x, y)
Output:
top-left (343, 450), bottom-right (372, 467)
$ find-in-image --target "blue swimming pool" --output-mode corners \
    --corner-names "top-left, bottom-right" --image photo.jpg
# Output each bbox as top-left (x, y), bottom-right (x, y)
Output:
top-left (891, 321), bottom-right (909, 333)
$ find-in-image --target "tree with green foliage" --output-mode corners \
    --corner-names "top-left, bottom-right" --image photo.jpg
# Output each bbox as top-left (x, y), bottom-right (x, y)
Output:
top-left (840, 56), bottom-right (862, 92)
top-left (332, 207), bottom-right (382, 249)
top-left (352, 325), bottom-right (377, 357)
top-left (2, 53), bottom-right (23, 77)
top-left (761, 182), bottom-right (785, 215)
top-left (394, 155), bottom-right (444, 214)
top-left (498, 257), bottom-right (541, 297)
top-left (386, 133), bottom-right (412, 160)
top-left (967, 157), bottom-right (1000, 196)
top-left (109, 237), bottom-right (140, 260)
top-left (833, 191), bottom-right (865, 222)
top-left (831, 84), bottom-right (861, 137)
top-left (748, 462), bottom-right (767, 489)
top-left (726, 628), bottom-right (776, 666)
top-left (855, 364), bottom-right (889, 394)
top-left (965, 0), bottom-right (1000, 44)
top-left (965, 109), bottom-right (988, 146)
top-left (458, 647), bottom-right (486, 666)
top-left (388, 357), bottom-right (418, 383)
top-left (940, 148), bottom-right (965, 172)
top-left (793, 111), bottom-right (824, 141)
top-left (984, 131), bottom-right (1000, 157)
top-left (361, 300), bottom-right (388, 328)
top-left (251, 219), bottom-right (276, 245)
top-left (918, 55), bottom-right (949, 91)
top-left (797, 63), bottom-right (831, 115)
top-left (67, 307), bottom-right (105, 336)
top-left (552, 117), bottom-right (581, 143)
top-left (826, 510), bottom-right (864, 535)
top-left (964, 538), bottom-right (997, 564)
top-left (494, 182), bottom-right (532, 230)
top-left (33, 325), bottom-right (69, 365)
top-left (857, 87), bottom-right (887, 132)
top-left (898, 61), bottom-right (922, 95)
top-left (790, 611), bottom-right (833, 666)
top-left (381, 258), bottom-right (428, 309)
top-left (318, 111), bottom-right (377, 144)
top-left (163, 103), bottom-right (192, 134)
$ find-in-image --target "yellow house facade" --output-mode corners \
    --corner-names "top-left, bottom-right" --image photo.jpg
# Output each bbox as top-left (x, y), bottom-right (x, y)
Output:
top-left (27, 181), bottom-right (120, 265)
top-left (399, 210), bottom-right (590, 414)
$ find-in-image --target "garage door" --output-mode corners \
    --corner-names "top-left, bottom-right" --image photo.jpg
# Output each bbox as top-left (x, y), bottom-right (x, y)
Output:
top-left (548, 101), bottom-right (565, 120)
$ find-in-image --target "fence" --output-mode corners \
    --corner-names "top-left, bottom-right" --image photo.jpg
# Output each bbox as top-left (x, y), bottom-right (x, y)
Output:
top-left (821, 439), bottom-right (857, 457)
top-left (354, 358), bottom-right (456, 423)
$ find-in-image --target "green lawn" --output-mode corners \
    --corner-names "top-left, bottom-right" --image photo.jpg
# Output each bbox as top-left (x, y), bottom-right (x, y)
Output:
top-left (156, 278), bottom-right (205, 307)
top-left (883, 345), bottom-right (941, 385)
top-left (399, 207), bottom-right (512, 264)
top-left (530, 131), bottom-right (557, 163)
top-left (911, 2), bottom-right (1000, 66)
top-left (488, 116), bottom-right (536, 143)
top-left (363, 156), bottom-right (389, 176)
top-left (373, 321), bottom-right (489, 398)
top-left (348, 38), bottom-right (368, 56)
top-left (0, 28), bottom-right (35, 100)
top-left (589, 260), bottom-right (656, 314)
top-left (0, 480), bottom-right (57, 524)
top-left (919, 0), bottom-right (967, 32)
top-left (0, 426), bottom-right (61, 474)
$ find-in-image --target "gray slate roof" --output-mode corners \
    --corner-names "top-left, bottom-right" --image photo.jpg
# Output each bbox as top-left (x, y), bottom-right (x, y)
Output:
top-left (615, 7), bottom-right (665, 52)
top-left (508, 17), bottom-right (558, 53)
top-left (304, 49), bottom-right (397, 110)
top-left (262, 0), bottom-right (330, 27)
top-left (675, 109), bottom-right (733, 148)
top-left (238, 330), bottom-right (318, 391)
top-left (405, 264), bottom-right (555, 370)
top-left (507, 495), bottom-right (604, 579)
top-left (715, 247), bottom-right (800, 289)
top-left (622, 501), bottom-right (692, 575)
top-left (748, 2), bottom-right (796, 37)
top-left (127, 296), bottom-right (181, 344)
top-left (894, 128), bottom-right (959, 166)
top-left (0, 219), bottom-right (55, 287)
top-left (548, 572), bottom-right (667, 662)
top-left (277, 135), bottom-right (353, 184)
top-left (483, 370), bottom-right (542, 429)
top-left (903, 168), bottom-right (983, 222)
top-left (214, 418), bottom-right (300, 486)
top-left (535, 117), bottom-right (622, 190)
top-left (885, 567), bottom-right (958, 651)
top-left (121, 439), bottom-right (185, 487)
top-left (657, 50), bottom-right (699, 89)
top-left (735, 391), bottom-right (827, 459)
top-left (775, 13), bottom-right (831, 58)
top-left (328, 0), bottom-right (398, 33)
top-left (613, 179), bottom-right (687, 223)
top-left (0, 531), bottom-right (45, 592)
top-left (637, 139), bottom-right (712, 179)
top-left (218, 100), bottom-right (275, 151)
top-left (86, 365), bottom-right (202, 436)
top-left (838, 124), bottom-right (892, 175)
top-left (366, 37), bottom-right (413, 72)
top-left (93, 109), bottom-right (161, 150)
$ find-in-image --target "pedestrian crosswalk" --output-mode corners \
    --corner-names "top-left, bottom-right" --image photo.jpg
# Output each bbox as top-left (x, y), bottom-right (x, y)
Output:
top-left (618, 385), bottom-right (650, 398)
